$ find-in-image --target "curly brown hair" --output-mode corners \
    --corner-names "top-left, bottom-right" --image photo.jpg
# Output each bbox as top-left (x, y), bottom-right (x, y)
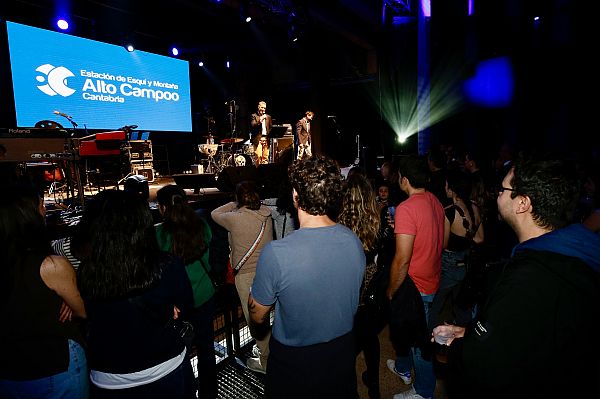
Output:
top-left (338, 174), bottom-right (381, 251)
top-left (288, 155), bottom-right (343, 216)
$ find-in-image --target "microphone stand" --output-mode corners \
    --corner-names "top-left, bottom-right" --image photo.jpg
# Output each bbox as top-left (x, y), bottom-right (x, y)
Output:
top-left (57, 114), bottom-right (85, 207)
top-left (227, 100), bottom-right (236, 167)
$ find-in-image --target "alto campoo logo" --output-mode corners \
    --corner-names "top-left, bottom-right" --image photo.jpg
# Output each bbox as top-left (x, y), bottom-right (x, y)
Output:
top-left (35, 64), bottom-right (75, 97)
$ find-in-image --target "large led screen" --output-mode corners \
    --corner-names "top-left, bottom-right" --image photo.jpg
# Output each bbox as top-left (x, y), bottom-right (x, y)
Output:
top-left (6, 21), bottom-right (192, 131)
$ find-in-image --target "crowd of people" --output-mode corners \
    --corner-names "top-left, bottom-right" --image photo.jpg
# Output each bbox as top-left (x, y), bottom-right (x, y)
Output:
top-left (1, 145), bottom-right (599, 399)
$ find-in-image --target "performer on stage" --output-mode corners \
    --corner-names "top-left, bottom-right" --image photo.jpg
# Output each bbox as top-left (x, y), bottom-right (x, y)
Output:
top-left (254, 135), bottom-right (270, 166)
top-left (250, 101), bottom-right (272, 145)
top-left (295, 111), bottom-right (314, 160)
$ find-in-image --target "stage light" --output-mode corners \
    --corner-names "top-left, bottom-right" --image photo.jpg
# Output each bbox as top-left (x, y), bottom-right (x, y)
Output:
top-left (126, 44), bottom-right (135, 52)
top-left (198, 61), bottom-right (204, 67)
top-left (226, 60), bottom-right (230, 69)
top-left (420, 0), bottom-right (431, 17)
top-left (171, 47), bottom-right (179, 56)
top-left (245, 16), bottom-right (252, 23)
top-left (56, 19), bottom-right (69, 30)
top-left (468, 0), bottom-right (474, 16)
top-left (288, 13), bottom-right (300, 42)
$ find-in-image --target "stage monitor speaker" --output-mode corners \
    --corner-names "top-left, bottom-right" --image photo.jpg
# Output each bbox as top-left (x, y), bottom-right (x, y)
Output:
top-left (273, 137), bottom-right (294, 165)
top-left (216, 165), bottom-right (258, 193)
top-left (172, 173), bottom-right (217, 190)
top-left (256, 163), bottom-right (287, 199)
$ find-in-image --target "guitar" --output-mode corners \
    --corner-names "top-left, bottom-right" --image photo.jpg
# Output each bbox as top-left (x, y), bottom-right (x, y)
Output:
top-left (44, 167), bottom-right (64, 182)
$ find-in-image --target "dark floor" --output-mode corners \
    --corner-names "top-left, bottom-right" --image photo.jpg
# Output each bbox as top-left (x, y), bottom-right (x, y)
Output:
top-left (215, 325), bottom-right (434, 399)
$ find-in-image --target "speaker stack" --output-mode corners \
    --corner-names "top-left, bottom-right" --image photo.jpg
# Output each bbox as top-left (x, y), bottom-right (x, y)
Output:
top-left (129, 140), bottom-right (155, 182)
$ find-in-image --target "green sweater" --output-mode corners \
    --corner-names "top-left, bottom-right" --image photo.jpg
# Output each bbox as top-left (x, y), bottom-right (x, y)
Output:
top-left (155, 218), bottom-right (215, 308)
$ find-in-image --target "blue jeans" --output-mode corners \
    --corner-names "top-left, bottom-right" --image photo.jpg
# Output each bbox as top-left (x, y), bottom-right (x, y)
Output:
top-left (431, 249), bottom-right (472, 326)
top-left (439, 250), bottom-right (468, 291)
top-left (0, 339), bottom-right (89, 399)
top-left (394, 293), bottom-right (435, 399)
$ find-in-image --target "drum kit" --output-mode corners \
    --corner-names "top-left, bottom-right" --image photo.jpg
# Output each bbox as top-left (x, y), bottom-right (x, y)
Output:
top-left (198, 135), bottom-right (257, 173)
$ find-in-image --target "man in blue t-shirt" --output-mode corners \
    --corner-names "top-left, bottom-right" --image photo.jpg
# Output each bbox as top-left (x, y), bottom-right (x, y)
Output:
top-left (249, 155), bottom-right (365, 398)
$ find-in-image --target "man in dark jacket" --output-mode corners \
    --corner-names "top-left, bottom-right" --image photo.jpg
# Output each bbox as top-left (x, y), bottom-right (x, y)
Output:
top-left (433, 158), bottom-right (600, 398)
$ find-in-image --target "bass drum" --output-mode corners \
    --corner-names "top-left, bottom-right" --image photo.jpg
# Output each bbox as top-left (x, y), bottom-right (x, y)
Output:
top-left (227, 153), bottom-right (254, 167)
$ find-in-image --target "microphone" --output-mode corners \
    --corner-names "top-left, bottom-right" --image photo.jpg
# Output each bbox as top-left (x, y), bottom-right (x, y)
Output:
top-left (54, 110), bottom-right (72, 119)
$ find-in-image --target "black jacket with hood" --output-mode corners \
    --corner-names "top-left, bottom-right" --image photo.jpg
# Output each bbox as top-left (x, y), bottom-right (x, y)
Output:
top-left (447, 224), bottom-right (600, 398)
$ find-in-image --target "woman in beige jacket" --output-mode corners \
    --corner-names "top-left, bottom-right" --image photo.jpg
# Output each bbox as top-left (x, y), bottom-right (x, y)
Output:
top-left (211, 181), bottom-right (273, 374)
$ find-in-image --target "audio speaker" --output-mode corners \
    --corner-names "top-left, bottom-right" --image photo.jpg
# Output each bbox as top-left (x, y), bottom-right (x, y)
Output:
top-left (273, 137), bottom-right (294, 164)
top-left (216, 165), bottom-right (258, 192)
top-left (257, 163), bottom-right (287, 199)
top-left (172, 173), bottom-right (217, 189)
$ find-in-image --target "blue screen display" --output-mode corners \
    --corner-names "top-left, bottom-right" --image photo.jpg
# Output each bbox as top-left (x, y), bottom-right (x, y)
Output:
top-left (6, 21), bottom-right (192, 131)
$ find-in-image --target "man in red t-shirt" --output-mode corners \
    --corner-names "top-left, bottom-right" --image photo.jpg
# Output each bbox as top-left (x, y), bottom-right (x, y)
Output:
top-left (386, 155), bottom-right (445, 399)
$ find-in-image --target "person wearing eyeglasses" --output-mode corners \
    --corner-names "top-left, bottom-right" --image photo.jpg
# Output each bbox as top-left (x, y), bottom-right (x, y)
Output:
top-left (432, 157), bottom-right (600, 399)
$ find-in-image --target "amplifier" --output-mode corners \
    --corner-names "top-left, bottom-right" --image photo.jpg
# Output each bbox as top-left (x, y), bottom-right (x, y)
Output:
top-left (129, 140), bottom-right (153, 161)
top-left (131, 160), bottom-right (154, 169)
top-left (130, 152), bottom-right (153, 160)
top-left (133, 167), bottom-right (154, 182)
top-left (273, 137), bottom-right (294, 163)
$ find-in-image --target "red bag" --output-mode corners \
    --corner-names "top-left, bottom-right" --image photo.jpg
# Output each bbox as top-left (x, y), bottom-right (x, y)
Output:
top-left (225, 258), bottom-right (235, 285)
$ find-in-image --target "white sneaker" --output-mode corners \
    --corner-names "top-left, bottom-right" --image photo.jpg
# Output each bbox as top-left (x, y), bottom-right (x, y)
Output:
top-left (386, 359), bottom-right (414, 385)
top-left (251, 344), bottom-right (261, 358)
top-left (246, 356), bottom-right (266, 374)
top-left (392, 386), bottom-right (427, 399)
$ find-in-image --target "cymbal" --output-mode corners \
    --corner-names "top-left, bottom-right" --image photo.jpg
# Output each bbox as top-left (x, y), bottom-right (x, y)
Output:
top-left (220, 138), bottom-right (243, 144)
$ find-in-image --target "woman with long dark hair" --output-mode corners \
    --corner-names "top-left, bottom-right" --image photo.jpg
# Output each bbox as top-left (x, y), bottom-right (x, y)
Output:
top-left (0, 183), bottom-right (88, 398)
top-left (75, 190), bottom-right (194, 399)
top-left (156, 184), bottom-right (216, 398)
top-left (431, 170), bottom-right (483, 327)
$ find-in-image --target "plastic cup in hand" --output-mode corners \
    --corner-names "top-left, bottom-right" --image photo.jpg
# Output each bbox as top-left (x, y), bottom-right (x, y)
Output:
top-left (433, 326), bottom-right (455, 346)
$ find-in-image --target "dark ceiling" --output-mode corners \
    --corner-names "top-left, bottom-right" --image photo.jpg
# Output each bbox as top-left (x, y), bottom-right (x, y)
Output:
top-left (2, 0), bottom-right (385, 67)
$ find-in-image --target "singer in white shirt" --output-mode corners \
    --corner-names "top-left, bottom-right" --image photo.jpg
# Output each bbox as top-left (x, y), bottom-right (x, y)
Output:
top-left (250, 101), bottom-right (272, 145)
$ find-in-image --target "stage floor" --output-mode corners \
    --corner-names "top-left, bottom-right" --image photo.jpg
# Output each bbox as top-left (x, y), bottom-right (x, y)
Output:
top-left (43, 175), bottom-right (223, 200)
